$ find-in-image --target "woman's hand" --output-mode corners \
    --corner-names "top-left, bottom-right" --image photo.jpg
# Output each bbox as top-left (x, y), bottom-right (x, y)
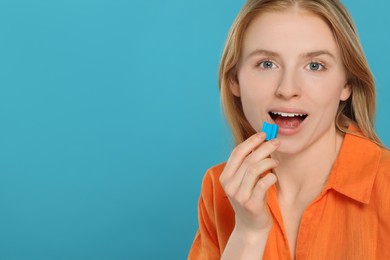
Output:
top-left (220, 132), bottom-right (279, 235)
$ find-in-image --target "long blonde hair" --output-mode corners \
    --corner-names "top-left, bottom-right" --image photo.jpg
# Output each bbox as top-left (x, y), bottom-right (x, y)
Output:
top-left (219, 0), bottom-right (384, 147)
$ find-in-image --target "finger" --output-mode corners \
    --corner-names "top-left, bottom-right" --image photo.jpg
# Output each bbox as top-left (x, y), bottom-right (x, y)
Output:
top-left (228, 138), bottom-right (280, 188)
top-left (220, 132), bottom-right (266, 182)
top-left (249, 173), bottom-right (277, 204)
top-left (246, 138), bottom-right (280, 163)
top-left (236, 158), bottom-right (279, 201)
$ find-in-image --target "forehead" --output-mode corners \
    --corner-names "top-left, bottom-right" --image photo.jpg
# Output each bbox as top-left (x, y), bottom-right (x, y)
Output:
top-left (241, 9), bottom-right (341, 60)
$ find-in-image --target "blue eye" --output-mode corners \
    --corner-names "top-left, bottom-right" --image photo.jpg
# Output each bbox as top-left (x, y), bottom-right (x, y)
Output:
top-left (308, 62), bottom-right (324, 71)
top-left (258, 60), bottom-right (276, 69)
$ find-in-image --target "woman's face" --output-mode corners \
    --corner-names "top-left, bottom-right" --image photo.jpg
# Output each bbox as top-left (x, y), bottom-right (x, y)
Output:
top-left (231, 9), bottom-right (351, 155)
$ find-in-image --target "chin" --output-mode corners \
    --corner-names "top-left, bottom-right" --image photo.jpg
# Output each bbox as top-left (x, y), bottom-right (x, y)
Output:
top-left (274, 141), bottom-right (305, 156)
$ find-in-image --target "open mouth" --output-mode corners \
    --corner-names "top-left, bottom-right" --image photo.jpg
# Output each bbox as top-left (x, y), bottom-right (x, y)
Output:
top-left (269, 111), bottom-right (308, 129)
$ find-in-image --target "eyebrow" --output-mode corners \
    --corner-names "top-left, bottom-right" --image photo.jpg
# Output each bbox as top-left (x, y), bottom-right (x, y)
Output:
top-left (301, 50), bottom-right (336, 61)
top-left (244, 49), bottom-right (336, 62)
top-left (244, 49), bottom-right (279, 61)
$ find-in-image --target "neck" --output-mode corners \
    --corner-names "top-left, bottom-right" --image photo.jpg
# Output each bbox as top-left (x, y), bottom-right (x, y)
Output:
top-left (271, 129), bottom-right (344, 203)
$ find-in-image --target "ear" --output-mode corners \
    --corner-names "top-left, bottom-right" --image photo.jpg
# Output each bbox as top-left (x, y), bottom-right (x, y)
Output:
top-left (229, 78), bottom-right (241, 97)
top-left (340, 83), bottom-right (352, 101)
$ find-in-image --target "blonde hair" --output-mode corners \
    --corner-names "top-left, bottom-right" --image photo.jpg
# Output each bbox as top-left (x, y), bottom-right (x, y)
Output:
top-left (219, 0), bottom-right (384, 147)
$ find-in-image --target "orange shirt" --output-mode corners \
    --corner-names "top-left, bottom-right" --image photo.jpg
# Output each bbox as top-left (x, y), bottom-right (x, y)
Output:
top-left (189, 131), bottom-right (390, 259)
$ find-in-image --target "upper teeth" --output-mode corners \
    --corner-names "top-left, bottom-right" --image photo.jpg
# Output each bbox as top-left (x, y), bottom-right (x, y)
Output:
top-left (271, 111), bottom-right (306, 117)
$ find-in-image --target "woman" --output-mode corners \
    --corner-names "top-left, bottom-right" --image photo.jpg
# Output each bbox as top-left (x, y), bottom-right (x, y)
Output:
top-left (189, 0), bottom-right (390, 259)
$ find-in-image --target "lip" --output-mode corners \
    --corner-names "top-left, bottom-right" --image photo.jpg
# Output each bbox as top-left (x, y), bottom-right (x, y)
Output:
top-left (267, 107), bottom-right (309, 136)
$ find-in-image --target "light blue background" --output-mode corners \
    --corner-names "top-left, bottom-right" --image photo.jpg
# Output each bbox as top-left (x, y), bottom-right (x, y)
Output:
top-left (0, 0), bottom-right (389, 259)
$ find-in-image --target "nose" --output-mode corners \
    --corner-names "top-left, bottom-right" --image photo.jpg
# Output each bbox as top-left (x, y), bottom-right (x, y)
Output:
top-left (275, 69), bottom-right (301, 99)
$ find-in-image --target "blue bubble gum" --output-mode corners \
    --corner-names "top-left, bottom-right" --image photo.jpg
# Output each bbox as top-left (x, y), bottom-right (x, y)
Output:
top-left (262, 122), bottom-right (279, 141)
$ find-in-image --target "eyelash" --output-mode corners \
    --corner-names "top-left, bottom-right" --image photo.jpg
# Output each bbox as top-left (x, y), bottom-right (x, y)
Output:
top-left (256, 59), bottom-right (277, 70)
top-left (307, 61), bottom-right (327, 71)
top-left (255, 59), bottom-right (327, 71)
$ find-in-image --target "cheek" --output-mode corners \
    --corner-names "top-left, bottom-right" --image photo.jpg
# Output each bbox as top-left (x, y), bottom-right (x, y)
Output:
top-left (307, 74), bottom-right (347, 107)
top-left (240, 86), bottom-right (275, 131)
top-left (239, 73), bottom-right (276, 111)
top-left (240, 90), bottom-right (265, 124)
top-left (309, 91), bottom-right (343, 122)
top-left (311, 90), bottom-right (341, 108)
top-left (239, 71), bottom-right (277, 101)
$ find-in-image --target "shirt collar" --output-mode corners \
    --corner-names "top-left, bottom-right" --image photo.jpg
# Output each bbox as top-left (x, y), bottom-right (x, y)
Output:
top-left (324, 125), bottom-right (382, 204)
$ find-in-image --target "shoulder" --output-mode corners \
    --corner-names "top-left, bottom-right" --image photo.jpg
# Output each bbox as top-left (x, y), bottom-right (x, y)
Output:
top-left (371, 148), bottom-right (390, 236)
top-left (198, 162), bottom-right (234, 223)
top-left (200, 162), bottom-right (227, 200)
top-left (376, 148), bottom-right (390, 180)
top-left (372, 147), bottom-right (390, 208)
top-left (378, 148), bottom-right (390, 166)
top-left (202, 162), bottom-right (226, 185)
top-left (199, 162), bottom-right (235, 246)
top-left (197, 162), bottom-right (233, 231)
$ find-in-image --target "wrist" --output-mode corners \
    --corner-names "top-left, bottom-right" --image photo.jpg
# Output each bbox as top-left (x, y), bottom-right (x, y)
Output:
top-left (231, 224), bottom-right (272, 244)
